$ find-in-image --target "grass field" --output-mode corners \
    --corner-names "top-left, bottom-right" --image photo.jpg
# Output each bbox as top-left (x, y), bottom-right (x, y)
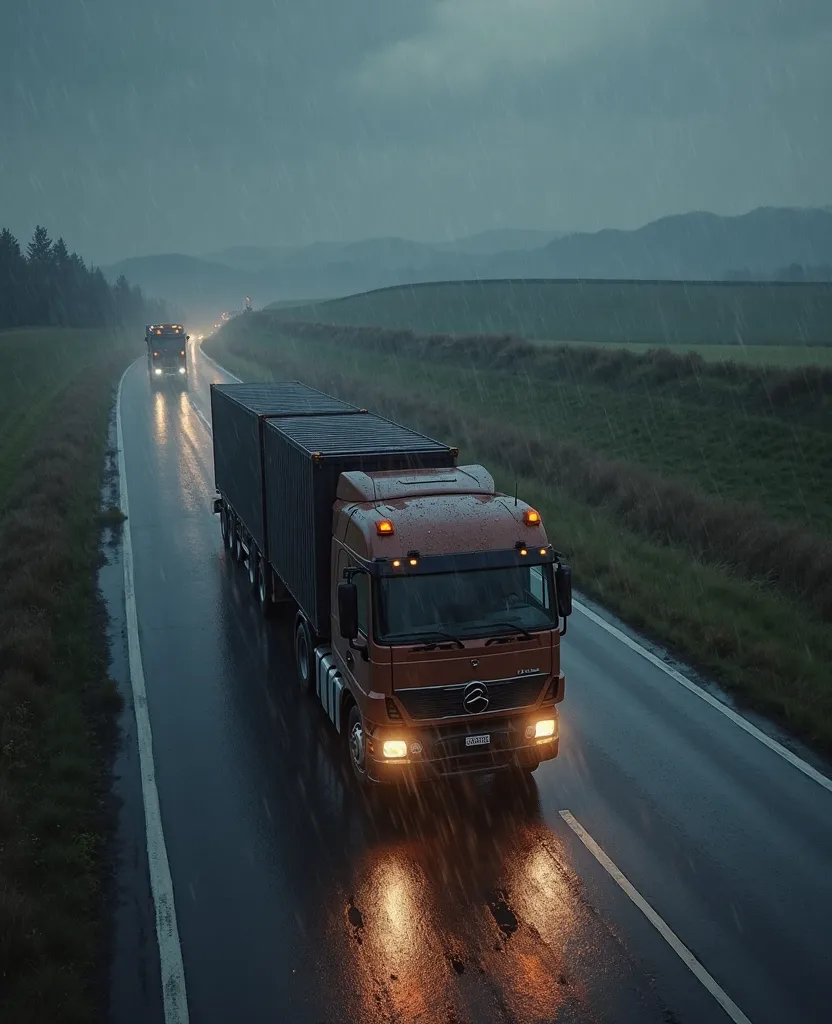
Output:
top-left (265, 278), bottom-right (832, 349)
top-left (205, 316), bottom-right (832, 755)
top-left (0, 329), bottom-right (138, 1022)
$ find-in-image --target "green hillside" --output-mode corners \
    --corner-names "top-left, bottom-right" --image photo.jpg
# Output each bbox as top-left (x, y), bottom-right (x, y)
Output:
top-left (266, 278), bottom-right (832, 348)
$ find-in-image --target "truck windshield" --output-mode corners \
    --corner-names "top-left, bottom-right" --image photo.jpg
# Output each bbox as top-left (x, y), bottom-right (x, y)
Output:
top-left (377, 564), bottom-right (556, 643)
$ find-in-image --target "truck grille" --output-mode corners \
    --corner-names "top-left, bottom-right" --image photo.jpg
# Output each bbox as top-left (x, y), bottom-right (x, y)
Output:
top-left (395, 675), bottom-right (545, 721)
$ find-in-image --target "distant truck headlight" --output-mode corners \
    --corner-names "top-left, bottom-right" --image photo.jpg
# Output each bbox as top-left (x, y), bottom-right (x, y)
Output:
top-left (534, 718), bottom-right (557, 739)
top-left (179, 367), bottom-right (186, 374)
top-left (154, 368), bottom-right (163, 376)
top-left (382, 739), bottom-right (408, 759)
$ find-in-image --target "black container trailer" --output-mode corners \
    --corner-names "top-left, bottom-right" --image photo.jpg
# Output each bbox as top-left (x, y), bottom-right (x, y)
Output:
top-left (210, 382), bottom-right (360, 557)
top-left (210, 382), bottom-right (456, 636)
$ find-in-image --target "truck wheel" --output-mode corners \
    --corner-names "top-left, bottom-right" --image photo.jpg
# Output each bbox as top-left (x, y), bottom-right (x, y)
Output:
top-left (294, 619), bottom-right (313, 691)
top-left (258, 557), bottom-right (273, 618)
top-left (347, 704), bottom-right (369, 784)
top-left (220, 506), bottom-right (231, 549)
top-left (248, 544), bottom-right (259, 592)
top-left (231, 521), bottom-right (244, 564)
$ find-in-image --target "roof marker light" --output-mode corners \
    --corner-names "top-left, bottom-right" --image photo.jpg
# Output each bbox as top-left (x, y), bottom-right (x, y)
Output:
top-left (523, 509), bottom-right (541, 526)
top-left (539, 548), bottom-right (547, 556)
top-left (376, 519), bottom-right (394, 536)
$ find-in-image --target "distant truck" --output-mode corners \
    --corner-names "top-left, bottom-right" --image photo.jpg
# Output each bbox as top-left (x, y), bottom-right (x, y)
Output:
top-left (145, 324), bottom-right (189, 385)
top-left (209, 381), bottom-right (571, 786)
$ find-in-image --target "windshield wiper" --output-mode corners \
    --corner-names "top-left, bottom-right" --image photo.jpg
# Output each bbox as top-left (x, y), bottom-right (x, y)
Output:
top-left (484, 622), bottom-right (534, 645)
top-left (391, 630), bottom-right (465, 651)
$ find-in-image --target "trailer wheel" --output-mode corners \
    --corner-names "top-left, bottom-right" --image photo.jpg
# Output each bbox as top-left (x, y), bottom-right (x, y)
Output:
top-left (220, 505), bottom-right (231, 548)
top-left (258, 557), bottom-right (273, 618)
top-left (295, 619), bottom-right (313, 691)
top-left (231, 518), bottom-right (243, 563)
top-left (248, 544), bottom-right (259, 592)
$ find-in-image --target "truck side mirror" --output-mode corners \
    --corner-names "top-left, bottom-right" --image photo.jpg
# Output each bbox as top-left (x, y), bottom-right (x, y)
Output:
top-left (556, 563), bottom-right (572, 619)
top-left (338, 582), bottom-right (359, 640)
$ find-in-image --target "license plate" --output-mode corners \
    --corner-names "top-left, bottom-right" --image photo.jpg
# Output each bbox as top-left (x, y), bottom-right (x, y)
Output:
top-left (465, 734), bottom-right (490, 747)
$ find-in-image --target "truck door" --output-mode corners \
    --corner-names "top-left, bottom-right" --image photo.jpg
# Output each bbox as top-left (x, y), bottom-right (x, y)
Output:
top-left (333, 548), bottom-right (372, 702)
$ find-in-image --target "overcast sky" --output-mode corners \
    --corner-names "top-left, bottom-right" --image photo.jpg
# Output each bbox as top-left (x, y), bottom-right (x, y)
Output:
top-left (2, 0), bottom-right (831, 263)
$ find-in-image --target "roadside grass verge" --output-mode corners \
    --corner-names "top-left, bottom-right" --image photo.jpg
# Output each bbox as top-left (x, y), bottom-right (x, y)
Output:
top-left (204, 328), bottom-right (832, 755)
top-left (0, 329), bottom-right (126, 501)
top-left (0, 332), bottom-right (136, 1022)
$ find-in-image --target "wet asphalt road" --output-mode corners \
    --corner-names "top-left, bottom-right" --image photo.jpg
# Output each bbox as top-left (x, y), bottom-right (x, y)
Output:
top-left (114, 346), bottom-right (832, 1024)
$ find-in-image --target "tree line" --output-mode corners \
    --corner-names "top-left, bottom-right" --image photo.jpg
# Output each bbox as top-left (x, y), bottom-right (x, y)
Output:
top-left (726, 263), bottom-right (832, 282)
top-left (0, 225), bottom-right (171, 330)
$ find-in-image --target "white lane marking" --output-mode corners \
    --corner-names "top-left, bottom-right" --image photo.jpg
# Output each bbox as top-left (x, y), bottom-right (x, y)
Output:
top-left (199, 348), bottom-right (832, 795)
top-left (573, 600), bottom-right (832, 794)
top-left (199, 346), bottom-right (241, 382)
top-left (559, 810), bottom-right (753, 1024)
top-left (186, 394), bottom-right (212, 435)
top-left (117, 363), bottom-right (190, 1024)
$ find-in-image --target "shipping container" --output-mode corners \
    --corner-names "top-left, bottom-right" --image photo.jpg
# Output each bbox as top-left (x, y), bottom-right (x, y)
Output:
top-left (262, 412), bottom-right (456, 636)
top-left (210, 382), bottom-right (361, 554)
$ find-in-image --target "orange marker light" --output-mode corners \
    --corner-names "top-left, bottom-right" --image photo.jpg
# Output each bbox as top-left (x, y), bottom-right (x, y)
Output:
top-left (392, 559), bottom-right (402, 568)
top-left (539, 548), bottom-right (547, 556)
top-left (523, 509), bottom-right (541, 526)
top-left (376, 519), bottom-right (394, 536)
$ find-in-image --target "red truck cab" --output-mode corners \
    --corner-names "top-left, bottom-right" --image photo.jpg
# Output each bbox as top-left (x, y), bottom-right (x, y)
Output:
top-left (325, 465), bottom-right (570, 783)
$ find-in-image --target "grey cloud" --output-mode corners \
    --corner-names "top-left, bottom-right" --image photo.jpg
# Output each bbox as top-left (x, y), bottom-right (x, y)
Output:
top-left (1, 0), bottom-right (829, 264)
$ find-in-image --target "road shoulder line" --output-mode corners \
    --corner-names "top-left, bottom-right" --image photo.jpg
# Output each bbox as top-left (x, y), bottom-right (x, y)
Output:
top-left (573, 599), bottom-right (832, 794)
top-left (559, 810), bottom-right (752, 1024)
top-left (117, 362), bottom-right (190, 1024)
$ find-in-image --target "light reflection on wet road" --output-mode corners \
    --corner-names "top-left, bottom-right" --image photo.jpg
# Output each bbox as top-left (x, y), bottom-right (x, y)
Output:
top-left (112, 348), bottom-right (832, 1024)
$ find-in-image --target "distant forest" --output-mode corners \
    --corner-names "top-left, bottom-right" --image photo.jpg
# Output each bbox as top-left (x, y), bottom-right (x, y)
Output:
top-left (726, 262), bottom-right (832, 282)
top-left (0, 225), bottom-right (170, 330)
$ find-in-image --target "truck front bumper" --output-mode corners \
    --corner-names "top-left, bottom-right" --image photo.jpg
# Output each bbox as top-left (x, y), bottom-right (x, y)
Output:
top-left (364, 710), bottom-right (559, 784)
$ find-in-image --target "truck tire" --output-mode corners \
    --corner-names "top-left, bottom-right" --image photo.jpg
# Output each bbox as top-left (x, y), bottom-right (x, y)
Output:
top-left (294, 618), bottom-right (314, 691)
top-left (347, 704), bottom-right (369, 785)
top-left (231, 519), bottom-right (243, 564)
top-left (220, 505), bottom-right (231, 549)
top-left (248, 544), bottom-right (258, 593)
top-left (257, 556), bottom-right (273, 618)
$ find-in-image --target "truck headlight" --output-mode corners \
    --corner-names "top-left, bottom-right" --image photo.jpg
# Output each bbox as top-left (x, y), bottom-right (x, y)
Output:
top-left (154, 368), bottom-right (162, 376)
top-left (534, 718), bottom-right (557, 739)
top-left (382, 740), bottom-right (408, 759)
top-left (178, 367), bottom-right (186, 374)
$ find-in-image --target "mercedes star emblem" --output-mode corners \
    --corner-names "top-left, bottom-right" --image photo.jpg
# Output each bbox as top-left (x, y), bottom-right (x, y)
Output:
top-left (462, 680), bottom-right (489, 714)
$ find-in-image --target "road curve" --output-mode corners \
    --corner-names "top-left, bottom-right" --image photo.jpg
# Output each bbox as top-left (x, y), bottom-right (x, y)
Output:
top-left (114, 343), bottom-right (832, 1024)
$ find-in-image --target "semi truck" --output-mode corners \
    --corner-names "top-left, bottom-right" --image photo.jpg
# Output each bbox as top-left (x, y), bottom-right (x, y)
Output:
top-left (145, 324), bottom-right (189, 385)
top-left (209, 381), bottom-right (572, 786)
